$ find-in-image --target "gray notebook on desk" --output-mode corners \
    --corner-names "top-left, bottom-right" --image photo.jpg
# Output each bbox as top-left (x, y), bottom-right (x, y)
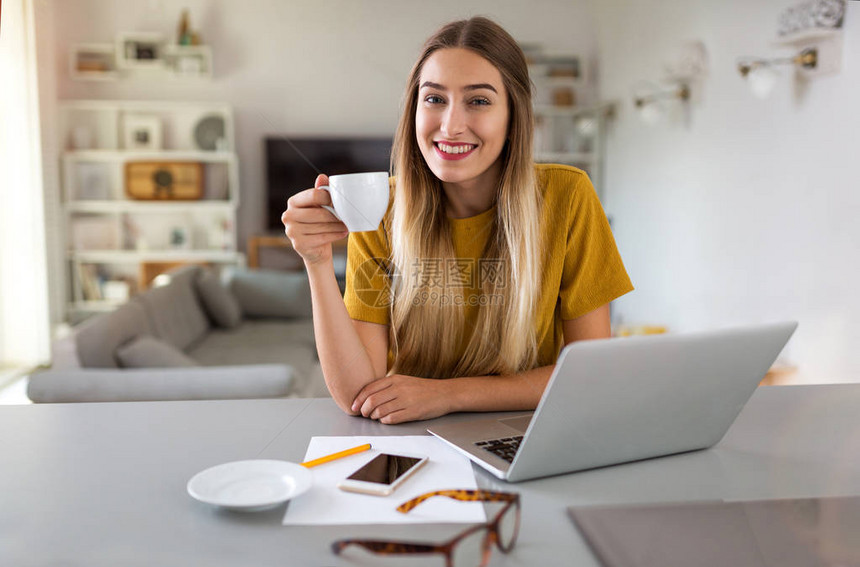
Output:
top-left (568, 496), bottom-right (860, 567)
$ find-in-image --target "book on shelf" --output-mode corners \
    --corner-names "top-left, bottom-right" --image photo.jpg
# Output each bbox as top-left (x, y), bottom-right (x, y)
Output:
top-left (78, 264), bottom-right (102, 301)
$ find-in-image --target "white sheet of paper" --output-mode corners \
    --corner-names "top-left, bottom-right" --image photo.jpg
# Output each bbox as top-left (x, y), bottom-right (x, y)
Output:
top-left (283, 436), bottom-right (486, 525)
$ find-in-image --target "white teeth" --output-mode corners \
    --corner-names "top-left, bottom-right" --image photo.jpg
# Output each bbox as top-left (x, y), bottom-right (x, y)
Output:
top-left (438, 143), bottom-right (474, 154)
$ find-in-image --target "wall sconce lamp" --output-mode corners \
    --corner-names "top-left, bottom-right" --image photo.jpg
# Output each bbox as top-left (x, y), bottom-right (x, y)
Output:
top-left (738, 47), bottom-right (818, 99)
top-left (737, 47), bottom-right (817, 77)
top-left (736, 47), bottom-right (818, 99)
top-left (633, 84), bottom-right (691, 110)
top-left (631, 41), bottom-right (706, 125)
top-left (632, 83), bottom-right (691, 124)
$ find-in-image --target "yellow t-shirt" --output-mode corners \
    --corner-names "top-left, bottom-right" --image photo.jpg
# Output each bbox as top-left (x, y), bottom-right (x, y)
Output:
top-left (343, 164), bottom-right (634, 369)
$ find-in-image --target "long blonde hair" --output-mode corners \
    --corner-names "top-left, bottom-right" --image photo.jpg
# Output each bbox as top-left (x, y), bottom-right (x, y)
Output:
top-left (388, 17), bottom-right (542, 379)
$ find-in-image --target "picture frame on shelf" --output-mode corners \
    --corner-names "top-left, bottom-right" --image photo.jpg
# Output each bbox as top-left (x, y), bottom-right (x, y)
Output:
top-left (116, 33), bottom-right (166, 69)
top-left (122, 115), bottom-right (162, 150)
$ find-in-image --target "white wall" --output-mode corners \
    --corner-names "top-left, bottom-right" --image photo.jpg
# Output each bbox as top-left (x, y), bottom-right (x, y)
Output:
top-left (592, 0), bottom-right (859, 383)
top-left (35, 0), bottom-right (597, 326)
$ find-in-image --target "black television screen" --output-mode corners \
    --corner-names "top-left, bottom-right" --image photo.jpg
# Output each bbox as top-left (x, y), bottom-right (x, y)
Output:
top-left (265, 137), bottom-right (393, 232)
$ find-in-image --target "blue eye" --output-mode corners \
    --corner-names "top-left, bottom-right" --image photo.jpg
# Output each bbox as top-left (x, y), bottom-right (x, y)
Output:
top-left (425, 95), bottom-right (444, 104)
top-left (471, 98), bottom-right (491, 106)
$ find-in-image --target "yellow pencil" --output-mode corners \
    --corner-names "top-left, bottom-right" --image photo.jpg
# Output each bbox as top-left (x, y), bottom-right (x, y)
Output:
top-left (300, 443), bottom-right (372, 468)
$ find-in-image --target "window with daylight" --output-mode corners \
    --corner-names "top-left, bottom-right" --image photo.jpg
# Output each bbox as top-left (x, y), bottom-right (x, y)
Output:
top-left (0, 0), bottom-right (52, 371)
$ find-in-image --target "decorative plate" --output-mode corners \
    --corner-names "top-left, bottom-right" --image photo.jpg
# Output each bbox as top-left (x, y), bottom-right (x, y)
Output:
top-left (193, 114), bottom-right (226, 151)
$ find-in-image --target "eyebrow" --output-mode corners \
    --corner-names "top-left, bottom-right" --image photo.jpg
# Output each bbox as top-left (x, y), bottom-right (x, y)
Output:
top-left (419, 81), bottom-right (498, 94)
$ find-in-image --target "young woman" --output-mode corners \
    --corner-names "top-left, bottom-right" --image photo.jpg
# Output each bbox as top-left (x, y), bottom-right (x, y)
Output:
top-left (281, 17), bottom-right (633, 424)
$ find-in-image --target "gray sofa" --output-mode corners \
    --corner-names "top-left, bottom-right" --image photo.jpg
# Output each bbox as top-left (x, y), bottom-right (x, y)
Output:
top-left (28, 266), bottom-right (329, 403)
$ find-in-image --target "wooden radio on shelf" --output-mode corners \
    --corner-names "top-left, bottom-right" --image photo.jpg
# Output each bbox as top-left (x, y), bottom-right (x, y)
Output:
top-left (125, 162), bottom-right (204, 200)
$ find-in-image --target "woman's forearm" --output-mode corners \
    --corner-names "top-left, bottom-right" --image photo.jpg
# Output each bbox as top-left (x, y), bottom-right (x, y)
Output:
top-left (442, 365), bottom-right (555, 414)
top-left (351, 365), bottom-right (556, 424)
top-left (306, 260), bottom-right (378, 413)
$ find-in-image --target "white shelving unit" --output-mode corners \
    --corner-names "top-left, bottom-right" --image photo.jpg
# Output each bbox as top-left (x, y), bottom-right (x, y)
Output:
top-left (59, 100), bottom-right (243, 320)
top-left (71, 38), bottom-right (212, 81)
top-left (530, 60), bottom-right (614, 201)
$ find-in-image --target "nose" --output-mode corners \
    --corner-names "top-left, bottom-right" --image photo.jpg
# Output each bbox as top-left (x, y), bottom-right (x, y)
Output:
top-left (440, 103), bottom-right (466, 138)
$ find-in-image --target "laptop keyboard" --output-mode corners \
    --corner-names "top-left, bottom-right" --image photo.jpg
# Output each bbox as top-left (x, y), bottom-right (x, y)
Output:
top-left (475, 436), bottom-right (523, 463)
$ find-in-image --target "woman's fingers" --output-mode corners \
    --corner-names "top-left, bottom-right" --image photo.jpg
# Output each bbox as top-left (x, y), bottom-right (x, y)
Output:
top-left (369, 398), bottom-right (403, 421)
top-left (281, 209), bottom-right (344, 233)
top-left (280, 179), bottom-right (349, 265)
top-left (379, 409), bottom-right (409, 425)
top-left (353, 378), bottom-right (392, 415)
top-left (283, 218), bottom-right (345, 239)
top-left (286, 187), bottom-right (335, 212)
top-left (293, 208), bottom-right (343, 226)
top-left (356, 375), bottom-right (452, 424)
top-left (360, 389), bottom-right (397, 419)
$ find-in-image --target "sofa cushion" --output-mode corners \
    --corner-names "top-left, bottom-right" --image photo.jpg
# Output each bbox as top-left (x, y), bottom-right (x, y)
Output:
top-left (195, 269), bottom-right (242, 328)
top-left (75, 300), bottom-right (154, 368)
top-left (116, 336), bottom-right (198, 368)
top-left (27, 365), bottom-right (294, 403)
top-left (226, 269), bottom-right (313, 319)
top-left (187, 319), bottom-right (319, 395)
top-left (136, 266), bottom-right (210, 350)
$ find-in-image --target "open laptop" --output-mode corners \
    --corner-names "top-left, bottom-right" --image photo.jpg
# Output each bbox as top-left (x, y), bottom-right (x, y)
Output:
top-left (427, 321), bottom-right (797, 482)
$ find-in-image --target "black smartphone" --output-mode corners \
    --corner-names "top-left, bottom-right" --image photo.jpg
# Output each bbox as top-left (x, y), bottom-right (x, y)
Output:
top-left (337, 453), bottom-right (428, 496)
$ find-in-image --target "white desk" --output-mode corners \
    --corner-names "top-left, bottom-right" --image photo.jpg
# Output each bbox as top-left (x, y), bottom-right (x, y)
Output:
top-left (2, 385), bottom-right (860, 566)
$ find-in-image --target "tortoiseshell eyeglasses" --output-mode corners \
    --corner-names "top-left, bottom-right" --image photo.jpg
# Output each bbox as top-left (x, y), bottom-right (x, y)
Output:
top-left (331, 489), bottom-right (521, 567)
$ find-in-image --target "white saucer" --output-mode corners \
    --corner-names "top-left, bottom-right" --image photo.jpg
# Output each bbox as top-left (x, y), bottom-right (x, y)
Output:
top-left (187, 460), bottom-right (313, 512)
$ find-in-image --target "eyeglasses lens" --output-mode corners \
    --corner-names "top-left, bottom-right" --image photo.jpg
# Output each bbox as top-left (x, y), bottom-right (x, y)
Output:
top-left (496, 502), bottom-right (520, 551)
top-left (452, 526), bottom-right (491, 567)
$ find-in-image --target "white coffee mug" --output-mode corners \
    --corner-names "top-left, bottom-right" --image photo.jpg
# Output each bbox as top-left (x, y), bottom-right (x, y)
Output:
top-left (319, 172), bottom-right (389, 233)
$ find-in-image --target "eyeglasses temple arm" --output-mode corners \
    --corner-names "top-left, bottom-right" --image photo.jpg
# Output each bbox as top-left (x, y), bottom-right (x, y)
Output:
top-left (397, 489), bottom-right (518, 513)
top-left (332, 539), bottom-right (441, 555)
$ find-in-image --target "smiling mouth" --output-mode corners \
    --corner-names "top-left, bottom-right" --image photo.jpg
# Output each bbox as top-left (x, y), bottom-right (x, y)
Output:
top-left (434, 142), bottom-right (477, 155)
top-left (433, 142), bottom-right (477, 162)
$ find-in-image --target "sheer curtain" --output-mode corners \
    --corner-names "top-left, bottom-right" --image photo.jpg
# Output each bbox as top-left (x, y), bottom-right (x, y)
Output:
top-left (0, 0), bottom-right (51, 369)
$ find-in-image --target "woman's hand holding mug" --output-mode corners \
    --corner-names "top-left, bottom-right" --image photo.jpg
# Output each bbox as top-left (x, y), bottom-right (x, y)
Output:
top-left (282, 171), bottom-right (389, 266)
top-left (281, 174), bottom-right (348, 267)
